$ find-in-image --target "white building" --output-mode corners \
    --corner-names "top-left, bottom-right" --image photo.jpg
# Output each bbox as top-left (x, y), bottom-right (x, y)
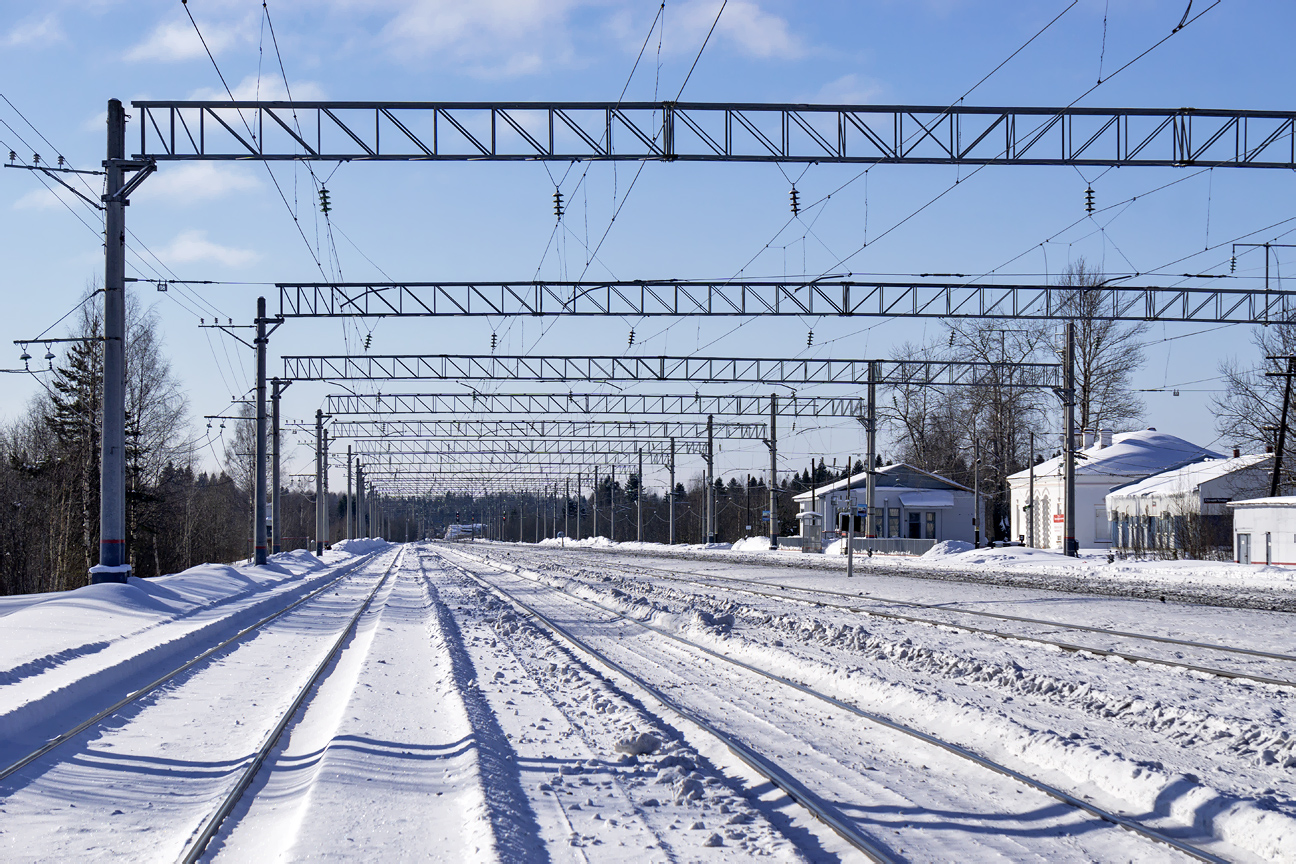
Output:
top-left (1105, 454), bottom-right (1271, 551)
top-left (1228, 497), bottom-right (1296, 565)
top-left (793, 463), bottom-right (981, 552)
top-left (1007, 429), bottom-right (1221, 549)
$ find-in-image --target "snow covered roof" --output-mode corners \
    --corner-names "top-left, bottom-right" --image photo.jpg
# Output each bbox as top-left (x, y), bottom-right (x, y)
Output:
top-left (792, 462), bottom-right (971, 502)
top-left (1008, 429), bottom-right (1223, 482)
top-left (1105, 454), bottom-right (1270, 501)
top-left (1228, 495), bottom-right (1296, 508)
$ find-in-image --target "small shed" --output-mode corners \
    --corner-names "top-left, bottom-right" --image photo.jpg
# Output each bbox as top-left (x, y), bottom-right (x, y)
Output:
top-left (1228, 497), bottom-right (1296, 565)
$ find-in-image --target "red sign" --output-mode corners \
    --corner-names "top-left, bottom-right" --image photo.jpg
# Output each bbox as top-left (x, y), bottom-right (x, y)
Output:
top-left (1052, 514), bottom-right (1065, 524)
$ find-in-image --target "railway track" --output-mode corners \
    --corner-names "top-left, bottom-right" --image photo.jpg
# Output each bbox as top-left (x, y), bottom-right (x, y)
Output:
top-left (0, 547), bottom-right (404, 862)
top-left (443, 546), bottom-right (1228, 863)
top-left (518, 547), bottom-right (1296, 689)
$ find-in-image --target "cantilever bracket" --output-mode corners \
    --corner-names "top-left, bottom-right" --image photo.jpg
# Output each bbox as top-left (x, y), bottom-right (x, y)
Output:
top-left (105, 158), bottom-right (156, 203)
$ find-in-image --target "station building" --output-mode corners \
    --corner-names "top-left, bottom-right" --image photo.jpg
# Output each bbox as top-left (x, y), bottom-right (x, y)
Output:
top-left (1229, 497), bottom-right (1296, 565)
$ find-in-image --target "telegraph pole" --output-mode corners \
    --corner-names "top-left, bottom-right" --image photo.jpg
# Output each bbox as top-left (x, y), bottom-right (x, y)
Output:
top-left (253, 298), bottom-right (268, 565)
top-left (768, 394), bottom-right (778, 549)
top-left (270, 378), bottom-right (285, 554)
top-left (668, 437), bottom-right (676, 545)
top-left (315, 409), bottom-right (325, 555)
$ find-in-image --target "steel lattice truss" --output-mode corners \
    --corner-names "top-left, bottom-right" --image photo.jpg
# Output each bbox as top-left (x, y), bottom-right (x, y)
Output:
top-left (285, 355), bottom-right (1060, 386)
top-left (277, 280), bottom-right (1296, 324)
top-left (351, 438), bottom-right (704, 459)
top-left (132, 101), bottom-right (1296, 168)
top-left (330, 419), bottom-right (766, 440)
top-left (325, 392), bottom-right (869, 417)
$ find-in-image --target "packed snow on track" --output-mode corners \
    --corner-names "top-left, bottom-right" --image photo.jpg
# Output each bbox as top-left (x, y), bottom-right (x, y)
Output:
top-left (0, 539), bottom-right (1292, 862)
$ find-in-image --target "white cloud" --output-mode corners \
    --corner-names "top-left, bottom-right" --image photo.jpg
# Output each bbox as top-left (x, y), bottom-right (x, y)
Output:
top-left (134, 163), bottom-right (262, 205)
top-left (5, 12), bottom-right (64, 47)
top-left (188, 74), bottom-right (326, 102)
top-left (12, 186), bottom-right (78, 212)
top-left (125, 17), bottom-right (248, 62)
top-left (156, 230), bottom-right (260, 267)
top-left (815, 73), bottom-right (885, 105)
top-left (675, 0), bottom-right (805, 61)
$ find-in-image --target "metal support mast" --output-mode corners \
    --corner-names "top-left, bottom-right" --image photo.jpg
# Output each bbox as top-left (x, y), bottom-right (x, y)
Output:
top-left (637, 448), bottom-right (643, 543)
top-left (253, 297), bottom-right (268, 565)
top-left (271, 378), bottom-right (284, 554)
top-left (1271, 356), bottom-right (1295, 497)
top-left (315, 409), bottom-right (325, 555)
top-left (705, 414), bottom-right (715, 543)
top-left (593, 466), bottom-right (599, 538)
top-left (668, 438), bottom-right (676, 545)
top-left (346, 446), bottom-right (353, 540)
top-left (865, 362), bottom-right (878, 540)
top-left (1063, 322), bottom-right (1078, 557)
top-left (768, 394), bottom-right (778, 550)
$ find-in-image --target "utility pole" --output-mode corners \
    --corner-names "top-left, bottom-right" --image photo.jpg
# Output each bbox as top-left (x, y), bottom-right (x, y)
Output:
top-left (865, 361), bottom-right (878, 540)
top-left (576, 471), bottom-right (582, 540)
top-left (706, 414), bottom-right (715, 543)
top-left (322, 427), bottom-right (330, 547)
top-left (565, 477), bottom-right (570, 544)
top-left (637, 448), bottom-right (644, 542)
top-left (593, 466), bottom-right (599, 538)
top-left (355, 461), bottom-right (364, 539)
top-left (270, 378), bottom-right (285, 554)
top-left (847, 455), bottom-right (857, 578)
top-left (315, 409), bottom-right (325, 556)
top-left (668, 438), bottom-right (676, 545)
top-left (92, 99), bottom-right (154, 585)
top-left (252, 298), bottom-right (268, 565)
top-left (768, 394), bottom-right (778, 550)
top-left (610, 465), bottom-right (616, 543)
top-left (346, 446), bottom-right (353, 540)
top-left (1063, 321), bottom-right (1078, 557)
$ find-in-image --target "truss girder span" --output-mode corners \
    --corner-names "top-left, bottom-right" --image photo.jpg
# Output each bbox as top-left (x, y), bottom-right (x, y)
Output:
top-left (349, 439), bottom-right (704, 459)
top-left (284, 355), bottom-right (1060, 386)
top-left (325, 392), bottom-right (868, 418)
top-left (133, 102), bottom-right (1296, 169)
top-left (330, 420), bottom-right (765, 440)
top-left (277, 281), bottom-right (1296, 323)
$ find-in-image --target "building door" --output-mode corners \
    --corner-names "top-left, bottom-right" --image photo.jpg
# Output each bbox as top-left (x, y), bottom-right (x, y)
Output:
top-left (1238, 533), bottom-right (1250, 564)
top-left (908, 512), bottom-right (921, 539)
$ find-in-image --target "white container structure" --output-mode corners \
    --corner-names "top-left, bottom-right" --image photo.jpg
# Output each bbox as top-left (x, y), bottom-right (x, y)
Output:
top-left (1228, 497), bottom-right (1296, 565)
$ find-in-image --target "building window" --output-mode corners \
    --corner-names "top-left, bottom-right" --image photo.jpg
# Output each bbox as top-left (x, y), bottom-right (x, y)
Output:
top-left (888, 507), bottom-right (900, 538)
top-left (925, 512), bottom-right (936, 539)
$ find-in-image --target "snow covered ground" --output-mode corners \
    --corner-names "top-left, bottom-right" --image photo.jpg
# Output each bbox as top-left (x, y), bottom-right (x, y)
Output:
top-left (0, 539), bottom-right (1292, 861)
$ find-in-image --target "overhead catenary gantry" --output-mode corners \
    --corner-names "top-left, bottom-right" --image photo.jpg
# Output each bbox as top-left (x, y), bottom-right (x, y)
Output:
top-left (88, 94), bottom-right (1296, 582)
top-left (284, 354), bottom-right (1061, 386)
top-left (348, 438), bottom-right (703, 459)
top-left (325, 392), bottom-right (870, 418)
top-left (327, 419), bottom-right (765, 440)
top-left (277, 280), bottom-right (1296, 324)
top-left (133, 101), bottom-right (1296, 168)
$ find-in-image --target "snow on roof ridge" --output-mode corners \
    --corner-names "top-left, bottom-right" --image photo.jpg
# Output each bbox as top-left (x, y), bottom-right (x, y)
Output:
top-left (1105, 453), bottom-right (1271, 498)
top-left (1008, 428), bottom-right (1223, 481)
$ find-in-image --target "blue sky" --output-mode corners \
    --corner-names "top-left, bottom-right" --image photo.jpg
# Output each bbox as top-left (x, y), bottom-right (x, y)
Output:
top-left (2, 0), bottom-right (1294, 491)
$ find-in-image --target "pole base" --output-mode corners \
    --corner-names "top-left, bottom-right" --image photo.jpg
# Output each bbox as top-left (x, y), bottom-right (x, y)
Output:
top-left (90, 564), bottom-right (132, 585)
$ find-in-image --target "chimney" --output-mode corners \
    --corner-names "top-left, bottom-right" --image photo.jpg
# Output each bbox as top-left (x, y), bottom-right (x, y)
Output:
top-left (1082, 429), bottom-right (1095, 448)
top-left (1099, 429), bottom-right (1112, 448)
top-left (1233, 447), bottom-right (1241, 458)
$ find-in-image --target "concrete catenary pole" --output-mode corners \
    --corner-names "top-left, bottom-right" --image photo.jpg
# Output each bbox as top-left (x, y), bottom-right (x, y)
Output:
top-left (322, 428), bottom-right (330, 547)
top-left (565, 477), bottom-right (570, 543)
top-left (637, 448), bottom-right (644, 542)
top-left (253, 298), bottom-right (268, 566)
top-left (92, 99), bottom-right (131, 585)
top-left (575, 471), bottom-right (582, 540)
top-left (706, 414), bottom-right (715, 543)
top-left (593, 466), bottom-right (599, 538)
top-left (271, 378), bottom-right (283, 554)
top-left (847, 454), bottom-right (857, 578)
top-left (346, 446), bottom-right (353, 540)
top-left (768, 394), bottom-right (778, 550)
top-left (1064, 321), bottom-right (1078, 557)
top-left (668, 438), bottom-right (676, 545)
top-left (865, 362), bottom-right (878, 540)
top-left (610, 466), bottom-right (616, 543)
top-left (315, 409), bottom-right (325, 555)
top-left (1028, 430), bottom-right (1035, 548)
top-left (355, 462), bottom-right (364, 539)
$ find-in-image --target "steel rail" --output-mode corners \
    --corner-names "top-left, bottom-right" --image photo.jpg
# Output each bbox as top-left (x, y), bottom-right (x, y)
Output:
top-left (530, 550), bottom-right (1296, 688)
top-left (440, 556), bottom-right (897, 863)
top-left (180, 546), bottom-right (406, 862)
top-left (450, 548), bottom-right (1227, 864)
top-left (0, 550), bottom-right (386, 784)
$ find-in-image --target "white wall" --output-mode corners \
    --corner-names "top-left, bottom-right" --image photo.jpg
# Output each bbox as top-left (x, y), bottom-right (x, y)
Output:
top-left (1233, 505), bottom-right (1296, 565)
top-left (1009, 473), bottom-right (1113, 548)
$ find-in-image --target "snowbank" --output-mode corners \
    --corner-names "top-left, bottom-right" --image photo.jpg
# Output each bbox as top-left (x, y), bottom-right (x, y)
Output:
top-left (922, 540), bottom-right (975, 558)
top-left (330, 538), bottom-right (392, 555)
top-left (730, 537), bottom-right (777, 552)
